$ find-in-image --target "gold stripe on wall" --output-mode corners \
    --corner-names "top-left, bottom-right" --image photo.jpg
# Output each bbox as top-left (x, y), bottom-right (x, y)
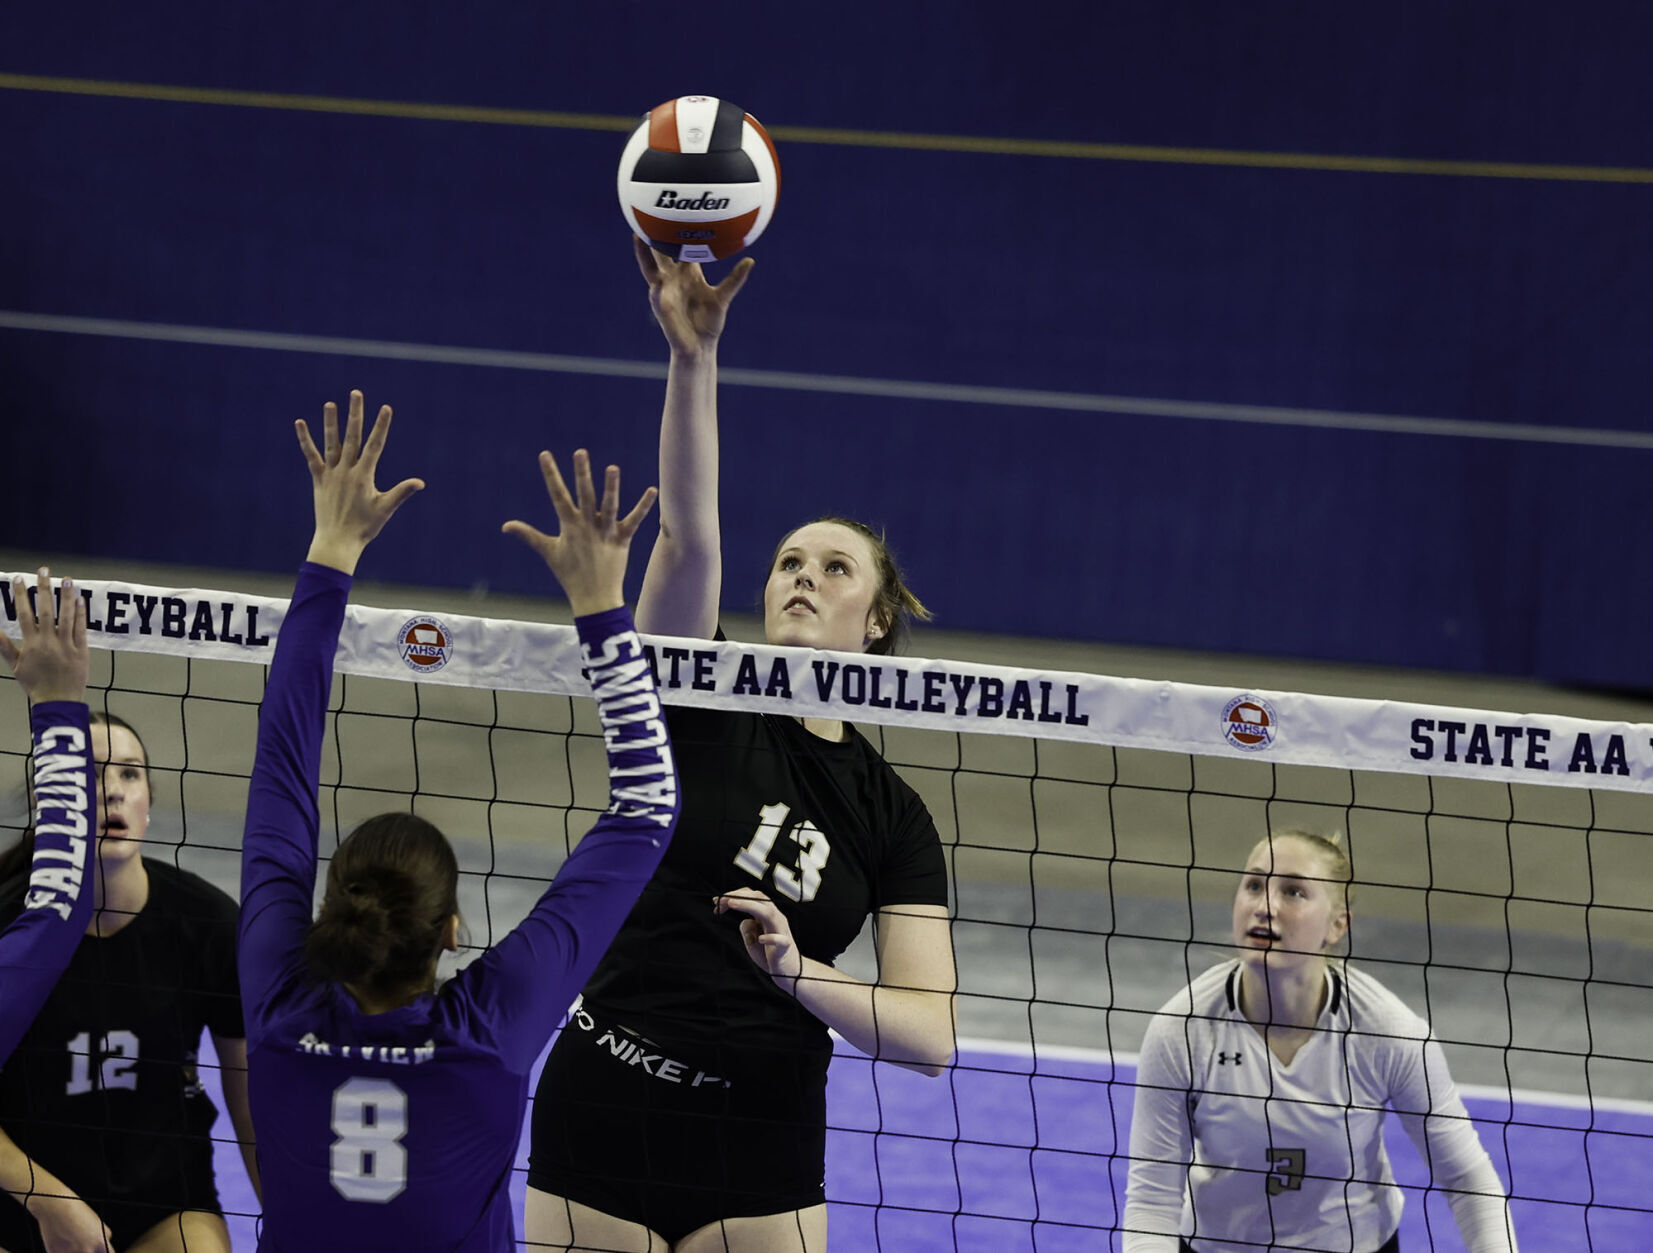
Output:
top-left (3, 71), bottom-right (1652, 184)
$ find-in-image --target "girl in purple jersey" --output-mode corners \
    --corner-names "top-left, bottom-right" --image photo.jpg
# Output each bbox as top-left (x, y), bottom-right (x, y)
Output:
top-left (239, 391), bottom-right (678, 1253)
top-left (0, 568), bottom-right (95, 1062)
top-left (1125, 831), bottom-right (1518, 1252)
top-left (526, 246), bottom-right (958, 1253)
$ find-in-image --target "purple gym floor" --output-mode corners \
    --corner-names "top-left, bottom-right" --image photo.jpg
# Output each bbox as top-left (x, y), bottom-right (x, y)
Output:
top-left (203, 1037), bottom-right (1652, 1250)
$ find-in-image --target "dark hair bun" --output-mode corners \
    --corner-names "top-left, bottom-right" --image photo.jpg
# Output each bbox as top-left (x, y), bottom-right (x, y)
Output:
top-left (303, 814), bottom-right (460, 1004)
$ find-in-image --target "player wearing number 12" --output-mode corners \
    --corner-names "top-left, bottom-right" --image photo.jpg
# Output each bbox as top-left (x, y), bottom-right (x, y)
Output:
top-left (0, 569), bottom-right (254, 1253)
top-left (238, 392), bottom-right (677, 1251)
top-left (0, 570), bottom-right (95, 1070)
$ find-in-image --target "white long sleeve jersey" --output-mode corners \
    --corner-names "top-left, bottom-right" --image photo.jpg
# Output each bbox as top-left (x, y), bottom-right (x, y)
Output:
top-left (1123, 961), bottom-right (1518, 1253)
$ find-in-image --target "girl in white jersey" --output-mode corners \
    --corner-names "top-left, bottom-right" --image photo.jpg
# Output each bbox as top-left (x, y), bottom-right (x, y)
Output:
top-left (1125, 830), bottom-right (1518, 1253)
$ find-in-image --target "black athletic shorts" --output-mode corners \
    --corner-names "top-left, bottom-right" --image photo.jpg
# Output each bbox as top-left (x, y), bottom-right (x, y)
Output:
top-left (0, 1135), bottom-right (221, 1252)
top-left (1179, 1234), bottom-right (1398, 1253)
top-left (527, 1001), bottom-right (829, 1244)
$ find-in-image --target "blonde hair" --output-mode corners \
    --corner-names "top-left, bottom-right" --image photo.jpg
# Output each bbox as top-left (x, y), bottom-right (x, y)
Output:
top-left (1263, 827), bottom-right (1354, 912)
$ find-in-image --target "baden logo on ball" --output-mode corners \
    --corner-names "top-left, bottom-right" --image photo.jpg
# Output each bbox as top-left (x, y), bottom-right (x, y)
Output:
top-left (618, 96), bottom-right (780, 263)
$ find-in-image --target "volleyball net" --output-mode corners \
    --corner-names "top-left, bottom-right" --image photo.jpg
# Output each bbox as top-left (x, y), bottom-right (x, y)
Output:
top-left (1, 573), bottom-right (1650, 1251)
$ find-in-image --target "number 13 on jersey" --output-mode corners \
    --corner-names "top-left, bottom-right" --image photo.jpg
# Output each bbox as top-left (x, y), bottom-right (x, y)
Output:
top-left (732, 803), bottom-right (832, 903)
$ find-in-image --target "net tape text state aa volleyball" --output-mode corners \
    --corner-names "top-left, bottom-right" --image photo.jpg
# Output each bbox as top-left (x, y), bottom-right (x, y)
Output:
top-left (618, 96), bottom-right (780, 262)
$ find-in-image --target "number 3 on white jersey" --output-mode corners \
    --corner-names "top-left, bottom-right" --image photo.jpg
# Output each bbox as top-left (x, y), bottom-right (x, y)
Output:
top-left (330, 1077), bottom-right (408, 1202)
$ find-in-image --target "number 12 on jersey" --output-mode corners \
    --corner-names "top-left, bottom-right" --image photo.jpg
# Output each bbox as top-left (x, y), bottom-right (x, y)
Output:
top-left (732, 803), bottom-right (832, 903)
top-left (65, 1030), bottom-right (139, 1095)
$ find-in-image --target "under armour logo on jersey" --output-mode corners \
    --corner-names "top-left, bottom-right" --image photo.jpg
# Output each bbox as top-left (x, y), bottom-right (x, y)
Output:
top-left (1216, 1051), bottom-right (1243, 1065)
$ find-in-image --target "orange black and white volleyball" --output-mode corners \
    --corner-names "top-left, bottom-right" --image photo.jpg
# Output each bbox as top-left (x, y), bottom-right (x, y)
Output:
top-left (617, 96), bottom-right (780, 262)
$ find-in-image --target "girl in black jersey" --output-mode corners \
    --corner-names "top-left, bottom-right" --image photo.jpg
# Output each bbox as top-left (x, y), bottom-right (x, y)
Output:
top-left (526, 242), bottom-right (959, 1253)
top-left (0, 568), bottom-right (96, 1067)
top-left (0, 706), bottom-right (256, 1253)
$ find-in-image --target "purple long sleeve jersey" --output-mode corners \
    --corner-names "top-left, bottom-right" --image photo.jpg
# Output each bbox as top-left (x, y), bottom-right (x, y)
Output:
top-left (0, 702), bottom-right (96, 1065)
top-left (239, 564), bottom-right (678, 1252)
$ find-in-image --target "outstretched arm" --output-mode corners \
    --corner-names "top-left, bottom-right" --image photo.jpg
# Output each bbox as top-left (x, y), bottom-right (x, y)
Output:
top-left (465, 453), bottom-right (678, 1071)
top-left (716, 891), bottom-right (957, 1075)
top-left (0, 568), bottom-right (95, 1067)
top-left (630, 238), bottom-right (754, 639)
top-left (1392, 1037), bottom-right (1519, 1251)
top-left (240, 392), bottom-right (424, 1029)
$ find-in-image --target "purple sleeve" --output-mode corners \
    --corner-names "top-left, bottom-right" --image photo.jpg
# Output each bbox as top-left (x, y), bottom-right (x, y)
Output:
top-left (238, 563), bottom-right (350, 1044)
top-left (451, 606), bottom-right (679, 1073)
top-left (0, 701), bottom-right (95, 1064)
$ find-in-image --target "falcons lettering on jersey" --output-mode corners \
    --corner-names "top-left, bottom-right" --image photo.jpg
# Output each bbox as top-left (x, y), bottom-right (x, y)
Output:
top-left (25, 733), bottom-right (92, 920)
top-left (584, 631), bottom-right (677, 829)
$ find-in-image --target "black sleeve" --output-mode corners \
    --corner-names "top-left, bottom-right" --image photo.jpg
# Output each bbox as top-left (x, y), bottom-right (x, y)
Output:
top-left (874, 783), bottom-right (950, 909)
top-left (196, 879), bottom-right (247, 1040)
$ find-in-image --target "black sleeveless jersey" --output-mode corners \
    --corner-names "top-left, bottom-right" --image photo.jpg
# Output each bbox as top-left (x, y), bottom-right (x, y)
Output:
top-left (0, 858), bottom-right (242, 1208)
top-left (581, 704), bottom-right (949, 1056)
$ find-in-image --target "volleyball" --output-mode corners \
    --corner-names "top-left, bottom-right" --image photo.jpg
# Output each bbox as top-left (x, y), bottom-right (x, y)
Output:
top-left (617, 96), bottom-right (780, 263)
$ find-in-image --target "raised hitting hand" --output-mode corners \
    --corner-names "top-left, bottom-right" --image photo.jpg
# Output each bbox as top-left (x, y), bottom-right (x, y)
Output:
top-left (0, 568), bottom-right (89, 707)
top-left (634, 236), bottom-right (754, 355)
top-left (502, 450), bottom-right (658, 617)
top-left (296, 390), bottom-right (426, 575)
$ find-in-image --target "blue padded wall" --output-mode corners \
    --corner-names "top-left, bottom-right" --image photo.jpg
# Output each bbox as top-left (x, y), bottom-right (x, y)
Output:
top-left (2, 4), bottom-right (1650, 684)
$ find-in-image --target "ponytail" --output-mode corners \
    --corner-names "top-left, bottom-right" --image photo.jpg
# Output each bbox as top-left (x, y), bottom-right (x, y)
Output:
top-left (305, 813), bottom-right (459, 1005)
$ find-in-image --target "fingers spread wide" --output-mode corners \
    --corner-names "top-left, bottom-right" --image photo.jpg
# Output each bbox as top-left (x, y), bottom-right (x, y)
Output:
top-left (295, 419), bottom-right (325, 475)
top-left (717, 255), bottom-right (756, 301)
top-left (342, 390), bottom-right (366, 462)
top-left (572, 449), bottom-right (597, 515)
top-left (633, 235), bottom-right (662, 283)
top-left (12, 575), bottom-right (37, 639)
top-left (618, 486), bottom-right (659, 537)
top-left (539, 451), bottom-right (577, 519)
top-left (362, 404), bottom-right (395, 467)
top-left (322, 401), bottom-right (341, 466)
top-left (56, 578), bottom-right (77, 643)
top-left (598, 464), bottom-right (621, 520)
top-left (501, 520), bottom-right (551, 552)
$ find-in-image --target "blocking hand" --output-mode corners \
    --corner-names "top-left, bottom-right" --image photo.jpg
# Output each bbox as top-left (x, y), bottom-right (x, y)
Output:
top-left (296, 390), bottom-right (425, 575)
top-left (502, 449), bottom-right (657, 617)
top-left (0, 568), bottom-right (89, 706)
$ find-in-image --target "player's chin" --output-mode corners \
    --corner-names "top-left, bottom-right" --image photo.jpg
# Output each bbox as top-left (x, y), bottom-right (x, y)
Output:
top-left (768, 618), bottom-right (858, 653)
top-left (766, 619), bottom-right (822, 649)
top-left (95, 832), bottom-right (144, 861)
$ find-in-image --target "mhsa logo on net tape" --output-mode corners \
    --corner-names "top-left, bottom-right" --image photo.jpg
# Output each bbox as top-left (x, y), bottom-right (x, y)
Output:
top-left (1222, 694), bottom-right (1277, 752)
top-left (397, 616), bottom-right (452, 674)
